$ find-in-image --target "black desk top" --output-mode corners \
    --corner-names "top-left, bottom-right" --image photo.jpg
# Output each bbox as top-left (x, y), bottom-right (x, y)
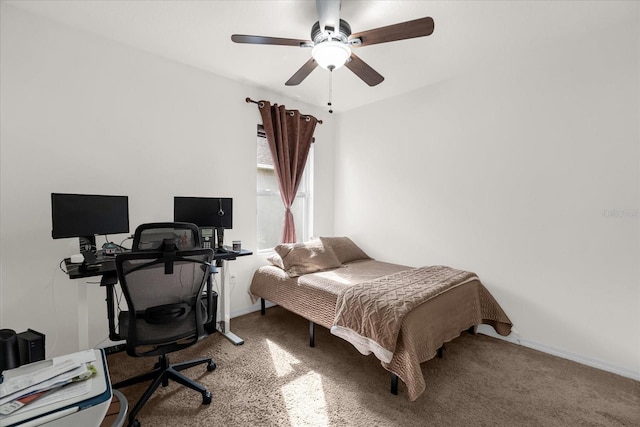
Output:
top-left (65, 248), bottom-right (252, 280)
top-left (65, 257), bottom-right (117, 280)
top-left (213, 248), bottom-right (252, 261)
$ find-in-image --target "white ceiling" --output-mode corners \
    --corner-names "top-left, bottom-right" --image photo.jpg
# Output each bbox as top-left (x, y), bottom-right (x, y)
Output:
top-left (5, 0), bottom-right (638, 112)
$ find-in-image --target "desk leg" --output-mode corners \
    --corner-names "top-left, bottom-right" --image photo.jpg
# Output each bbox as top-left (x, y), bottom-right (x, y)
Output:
top-left (77, 282), bottom-right (89, 350)
top-left (217, 259), bottom-right (244, 345)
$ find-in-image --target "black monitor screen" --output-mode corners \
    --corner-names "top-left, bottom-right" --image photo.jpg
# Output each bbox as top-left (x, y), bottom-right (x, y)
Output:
top-left (51, 193), bottom-right (130, 239)
top-left (174, 197), bottom-right (233, 229)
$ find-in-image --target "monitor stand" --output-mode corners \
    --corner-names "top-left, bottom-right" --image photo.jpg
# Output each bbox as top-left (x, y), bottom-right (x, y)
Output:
top-left (78, 236), bottom-right (96, 253)
top-left (79, 250), bottom-right (99, 273)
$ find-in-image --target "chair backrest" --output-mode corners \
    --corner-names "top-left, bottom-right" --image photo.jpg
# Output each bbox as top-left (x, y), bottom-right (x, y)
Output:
top-left (115, 247), bottom-right (214, 358)
top-left (132, 222), bottom-right (201, 251)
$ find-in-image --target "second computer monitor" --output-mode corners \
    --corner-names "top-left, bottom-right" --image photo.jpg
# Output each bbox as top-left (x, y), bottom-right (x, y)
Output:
top-left (173, 197), bottom-right (232, 229)
top-left (174, 196), bottom-right (232, 251)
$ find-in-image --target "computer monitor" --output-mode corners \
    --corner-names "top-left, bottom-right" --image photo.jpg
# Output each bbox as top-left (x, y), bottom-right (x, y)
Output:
top-left (51, 193), bottom-right (130, 253)
top-left (173, 197), bottom-right (232, 251)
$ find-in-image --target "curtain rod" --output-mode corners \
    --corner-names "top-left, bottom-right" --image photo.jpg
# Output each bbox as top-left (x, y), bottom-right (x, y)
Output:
top-left (245, 97), bottom-right (323, 124)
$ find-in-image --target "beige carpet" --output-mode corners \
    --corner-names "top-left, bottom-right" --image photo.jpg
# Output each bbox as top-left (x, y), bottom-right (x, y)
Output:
top-left (107, 307), bottom-right (640, 426)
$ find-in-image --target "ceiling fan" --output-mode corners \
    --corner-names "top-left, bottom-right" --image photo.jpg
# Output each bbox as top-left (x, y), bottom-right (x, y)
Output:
top-left (231, 0), bottom-right (434, 87)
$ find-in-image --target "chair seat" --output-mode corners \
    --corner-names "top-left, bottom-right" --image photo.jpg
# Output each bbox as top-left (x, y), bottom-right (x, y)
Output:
top-left (118, 311), bottom-right (198, 347)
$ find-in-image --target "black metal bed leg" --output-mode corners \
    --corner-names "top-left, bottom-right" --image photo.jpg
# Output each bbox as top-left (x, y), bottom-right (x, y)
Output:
top-left (390, 373), bottom-right (398, 395)
top-left (437, 345), bottom-right (445, 358)
top-left (467, 325), bottom-right (477, 335)
top-left (260, 298), bottom-right (265, 315)
top-left (309, 321), bottom-right (315, 347)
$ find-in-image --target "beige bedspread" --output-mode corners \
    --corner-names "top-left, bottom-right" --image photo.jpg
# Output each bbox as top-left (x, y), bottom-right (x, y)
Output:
top-left (331, 266), bottom-right (479, 363)
top-left (249, 259), bottom-right (512, 401)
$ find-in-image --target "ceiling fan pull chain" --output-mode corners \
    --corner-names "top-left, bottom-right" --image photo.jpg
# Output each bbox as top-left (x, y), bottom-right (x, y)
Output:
top-left (328, 69), bottom-right (333, 114)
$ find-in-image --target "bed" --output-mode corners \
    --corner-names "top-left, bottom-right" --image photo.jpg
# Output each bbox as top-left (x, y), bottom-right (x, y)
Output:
top-left (249, 237), bottom-right (512, 401)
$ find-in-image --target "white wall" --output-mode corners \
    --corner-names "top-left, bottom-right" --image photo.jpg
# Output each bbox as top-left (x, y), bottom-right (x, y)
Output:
top-left (334, 19), bottom-right (639, 377)
top-left (2, 3), bottom-right (638, 382)
top-left (0, 5), bottom-right (335, 356)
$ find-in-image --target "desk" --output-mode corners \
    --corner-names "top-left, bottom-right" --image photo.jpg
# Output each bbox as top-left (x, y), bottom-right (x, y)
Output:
top-left (64, 248), bottom-right (252, 348)
top-left (63, 249), bottom-right (252, 279)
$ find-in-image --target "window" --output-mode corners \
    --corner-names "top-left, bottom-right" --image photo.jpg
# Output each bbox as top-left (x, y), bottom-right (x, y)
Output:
top-left (257, 125), bottom-right (313, 251)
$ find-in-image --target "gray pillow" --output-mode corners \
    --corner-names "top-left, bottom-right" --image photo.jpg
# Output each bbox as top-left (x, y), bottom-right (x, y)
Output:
top-left (274, 239), bottom-right (342, 277)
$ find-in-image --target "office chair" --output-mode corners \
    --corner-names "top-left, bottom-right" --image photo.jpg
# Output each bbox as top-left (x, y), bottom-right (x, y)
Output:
top-left (132, 222), bottom-right (201, 251)
top-left (112, 229), bottom-right (216, 427)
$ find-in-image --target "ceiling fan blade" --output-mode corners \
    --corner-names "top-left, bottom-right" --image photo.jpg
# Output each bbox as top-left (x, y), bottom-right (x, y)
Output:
top-left (231, 34), bottom-right (311, 47)
top-left (285, 58), bottom-right (319, 86)
top-left (350, 17), bottom-right (434, 47)
top-left (345, 53), bottom-right (384, 86)
top-left (316, 0), bottom-right (341, 35)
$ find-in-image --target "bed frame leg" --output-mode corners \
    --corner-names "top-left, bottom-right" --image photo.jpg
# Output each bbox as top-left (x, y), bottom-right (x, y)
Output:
top-left (390, 374), bottom-right (398, 395)
top-left (437, 345), bottom-right (445, 358)
top-left (468, 325), bottom-right (477, 335)
top-left (309, 321), bottom-right (315, 347)
top-left (260, 298), bottom-right (265, 315)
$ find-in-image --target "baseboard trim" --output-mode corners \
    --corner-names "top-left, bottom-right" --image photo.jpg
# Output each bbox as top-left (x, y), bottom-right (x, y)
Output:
top-left (231, 302), bottom-right (274, 319)
top-left (476, 325), bottom-right (640, 382)
top-left (231, 301), bottom-right (268, 319)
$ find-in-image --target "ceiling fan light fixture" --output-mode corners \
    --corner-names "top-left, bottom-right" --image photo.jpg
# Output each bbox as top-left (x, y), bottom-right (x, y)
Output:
top-left (312, 41), bottom-right (351, 70)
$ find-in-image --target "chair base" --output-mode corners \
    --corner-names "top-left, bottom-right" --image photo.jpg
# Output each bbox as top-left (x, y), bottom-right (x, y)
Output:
top-left (113, 353), bottom-right (216, 426)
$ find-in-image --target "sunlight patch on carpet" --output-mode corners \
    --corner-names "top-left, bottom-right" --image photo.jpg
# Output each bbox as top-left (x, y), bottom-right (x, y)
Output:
top-left (281, 371), bottom-right (329, 426)
top-left (267, 339), bottom-right (301, 377)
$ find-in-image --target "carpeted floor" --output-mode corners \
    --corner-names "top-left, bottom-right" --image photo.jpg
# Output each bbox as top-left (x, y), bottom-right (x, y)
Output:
top-left (106, 307), bottom-right (640, 426)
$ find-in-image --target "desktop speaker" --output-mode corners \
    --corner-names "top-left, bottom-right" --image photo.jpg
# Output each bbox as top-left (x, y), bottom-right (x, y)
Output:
top-left (17, 329), bottom-right (45, 365)
top-left (0, 329), bottom-right (20, 372)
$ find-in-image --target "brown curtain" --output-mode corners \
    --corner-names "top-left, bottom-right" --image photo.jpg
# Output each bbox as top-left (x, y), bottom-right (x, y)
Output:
top-left (258, 101), bottom-right (318, 243)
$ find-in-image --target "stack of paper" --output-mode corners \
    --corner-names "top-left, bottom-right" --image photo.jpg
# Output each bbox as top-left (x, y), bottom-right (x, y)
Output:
top-left (0, 349), bottom-right (97, 421)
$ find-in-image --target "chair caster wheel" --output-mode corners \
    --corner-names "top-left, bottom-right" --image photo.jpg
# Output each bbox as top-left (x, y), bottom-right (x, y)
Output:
top-left (130, 419), bottom-right (141, 427)
top-left (203, 391), bottom-right (212, 404)
top-left (207, 361), bottom-right (216, 371)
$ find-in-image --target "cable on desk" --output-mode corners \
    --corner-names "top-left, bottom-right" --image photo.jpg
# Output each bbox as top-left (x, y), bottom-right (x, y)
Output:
top-left (60, 259), bottom-right (80, 275)
top-left (119, 236), bottom-right (133, 250)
